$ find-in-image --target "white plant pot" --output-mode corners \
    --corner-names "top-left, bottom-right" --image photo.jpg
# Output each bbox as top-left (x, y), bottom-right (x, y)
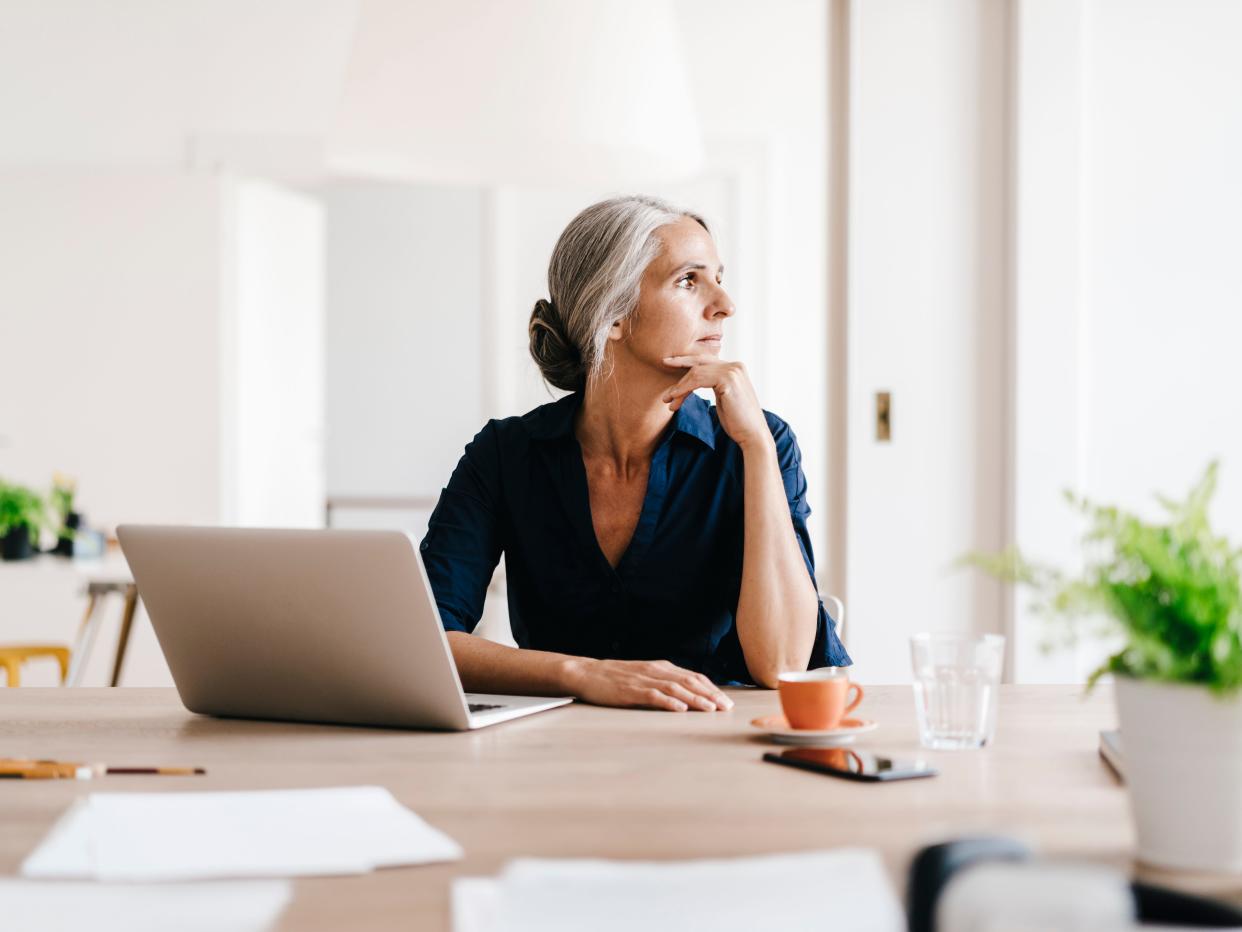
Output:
top-left (1115, 675), bottom-right (1242, 872)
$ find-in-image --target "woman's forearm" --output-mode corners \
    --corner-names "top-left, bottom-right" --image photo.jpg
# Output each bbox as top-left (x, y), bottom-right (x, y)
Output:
top-left (735, 437), bottom-right (820, 688)
top-left (446, 632), bottom-right (734, 711)
top-left (446, 631), bottom-right (583, 696)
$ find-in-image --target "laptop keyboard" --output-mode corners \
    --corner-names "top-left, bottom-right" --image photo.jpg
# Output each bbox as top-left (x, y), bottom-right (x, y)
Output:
top-left (468, 702), bottom-right (505, 713)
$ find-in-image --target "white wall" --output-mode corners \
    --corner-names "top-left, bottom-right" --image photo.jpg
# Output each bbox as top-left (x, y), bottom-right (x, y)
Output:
top-left (1083, 0), bottom-right (1242, 526)
top-left (0, 169), bottom-right (226, 687)
top-left (227, 179), bottom-right (326, 528)
top-left (1008, 0), bottom-right (1242, 681)
top-left (845, 0), bottom-right (1010, 684)
top-left (0, 170), bottom-right (224, 527)
top-left (0, 0), bottom-right (358, 172)
top-left (0, 170), bottom-right (328, 531)
top-left (320, 183), bottom-right (485, 506)
top-left (848, 0), bottom-right (1242, 685)
top-left (0, 169), bottom-right (326, 684)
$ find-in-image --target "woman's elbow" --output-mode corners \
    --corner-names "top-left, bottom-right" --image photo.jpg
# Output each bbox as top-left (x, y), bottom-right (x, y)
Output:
top-left (746, 656), bottom-right (795, 690)
top-left (740, 599), bottom-right (819, 688)
top-left (746, 641), bottom-right (817, 689)
top-left (751, 669), bottom-right (783, 690)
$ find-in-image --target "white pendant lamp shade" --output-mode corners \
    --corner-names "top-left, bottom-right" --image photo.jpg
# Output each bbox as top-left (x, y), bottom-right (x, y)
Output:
top-left (328, 0), bottom-right (705, 185)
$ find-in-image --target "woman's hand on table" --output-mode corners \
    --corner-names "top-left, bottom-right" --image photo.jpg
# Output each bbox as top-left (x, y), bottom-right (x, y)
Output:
top-left (561, 658), bottom-right (734, 712)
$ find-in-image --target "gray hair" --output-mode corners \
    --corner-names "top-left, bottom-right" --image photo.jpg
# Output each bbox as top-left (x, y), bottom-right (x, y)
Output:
top-left (528, 195), bottom-right (709, 393)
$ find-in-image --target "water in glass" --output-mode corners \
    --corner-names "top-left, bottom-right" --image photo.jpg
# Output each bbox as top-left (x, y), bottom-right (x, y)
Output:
top-left (910, 634), bottom-right (1004, 750)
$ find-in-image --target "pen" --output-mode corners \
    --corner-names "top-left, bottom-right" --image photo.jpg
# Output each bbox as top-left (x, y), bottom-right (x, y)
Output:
top-left (0, 763), bottom-right (94, 780)
top-left (0, 759), bottom-right (206, 778)
top-left (0, 759), bottom-right (65, 767)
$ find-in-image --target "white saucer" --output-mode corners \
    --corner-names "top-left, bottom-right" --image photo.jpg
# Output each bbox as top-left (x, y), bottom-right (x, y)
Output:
top-left (750, 715), bottom-right (878, 746)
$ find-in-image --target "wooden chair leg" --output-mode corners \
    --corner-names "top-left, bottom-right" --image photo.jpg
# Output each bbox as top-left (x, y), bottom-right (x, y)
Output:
top-left (109, 586), bottom-right (139, 687)
top-left (65, 593), bottom-right (100, 688)
top-left (52, 647), bottom-right (70, 684)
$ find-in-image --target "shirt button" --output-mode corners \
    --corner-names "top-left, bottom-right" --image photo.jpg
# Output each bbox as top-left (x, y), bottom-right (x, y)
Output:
top-left (419, 541), bottom-right (429, 551)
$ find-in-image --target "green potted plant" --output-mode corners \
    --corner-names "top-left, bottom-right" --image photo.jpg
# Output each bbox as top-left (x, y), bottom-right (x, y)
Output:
top-left (964, 462), bottom-right (1242, 872)
top-left (0, 480), bottom-right (51, 561)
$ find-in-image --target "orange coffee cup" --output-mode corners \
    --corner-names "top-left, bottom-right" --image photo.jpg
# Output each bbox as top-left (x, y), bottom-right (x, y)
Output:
top-left (777, 668), bottom-right (863, 730)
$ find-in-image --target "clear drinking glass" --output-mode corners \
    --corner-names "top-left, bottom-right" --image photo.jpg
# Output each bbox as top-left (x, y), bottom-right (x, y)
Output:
top-left (910, 633), bottom-right (1005, 750)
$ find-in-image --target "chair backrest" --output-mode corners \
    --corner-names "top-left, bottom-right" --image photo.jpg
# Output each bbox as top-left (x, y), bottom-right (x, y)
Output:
top-left (0, 645), bottom-right (70, 687)
top-left (824, 594), bottom-right (846, 648)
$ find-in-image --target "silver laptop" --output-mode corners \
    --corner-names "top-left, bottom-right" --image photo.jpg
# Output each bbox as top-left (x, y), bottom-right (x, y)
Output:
top-left (116, 525), bottom-right (572, 730)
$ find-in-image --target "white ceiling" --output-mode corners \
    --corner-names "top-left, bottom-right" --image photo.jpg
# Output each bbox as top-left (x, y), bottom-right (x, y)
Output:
top-left (328, 0), bottom-right (702, 185)
top-left (0, 0), bottom-right (711, 184)
top-left (0, 1), bottom-right (359, 173)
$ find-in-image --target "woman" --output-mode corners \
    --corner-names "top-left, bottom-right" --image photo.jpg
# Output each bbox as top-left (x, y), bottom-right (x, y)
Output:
top-left (420, 195), bottom-right (850, 712)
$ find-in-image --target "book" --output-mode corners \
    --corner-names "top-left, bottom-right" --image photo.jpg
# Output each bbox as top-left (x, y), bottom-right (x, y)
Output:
top-left (1099, 729), bottom-right (1124, 782)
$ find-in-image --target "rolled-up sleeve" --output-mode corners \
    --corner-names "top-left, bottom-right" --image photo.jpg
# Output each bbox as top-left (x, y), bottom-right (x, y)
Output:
top-left (769, 415), bottom-right (852, 668)
top-left (419, 422), bottom-right (504, 634)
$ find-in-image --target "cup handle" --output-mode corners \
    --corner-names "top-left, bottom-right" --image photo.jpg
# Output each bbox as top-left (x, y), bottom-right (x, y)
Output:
top-left (845, 683), bottom-right (864, 716)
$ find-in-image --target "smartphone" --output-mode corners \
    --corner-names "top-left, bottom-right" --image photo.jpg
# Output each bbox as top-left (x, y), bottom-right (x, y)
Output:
top-left (762, 747), bottom-right (938, 782)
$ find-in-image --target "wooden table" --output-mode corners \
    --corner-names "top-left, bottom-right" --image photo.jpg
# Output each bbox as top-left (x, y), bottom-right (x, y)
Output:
top-left (2, 685), bottom-right (1236, 929)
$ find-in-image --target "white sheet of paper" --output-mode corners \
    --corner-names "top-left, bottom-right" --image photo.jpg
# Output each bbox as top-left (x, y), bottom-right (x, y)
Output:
top-left (453, 877), bottom-right (505, 932)
top-left (21, 785), bottom-right (463, 882)
top-left (19, 798), bottom-right (94, 879)
top-left (0, 879), bottom-right (292, 932)
top-left (452, 848), bottom-right (904, 932)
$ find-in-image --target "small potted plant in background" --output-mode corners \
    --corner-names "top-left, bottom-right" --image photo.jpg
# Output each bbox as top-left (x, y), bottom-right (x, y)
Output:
top-left (50, 472), bottom-right (80, 557)
top-left (965, 462), bottom-right (1242, 872)
top-left (0, 479), bottom-right (51, 561)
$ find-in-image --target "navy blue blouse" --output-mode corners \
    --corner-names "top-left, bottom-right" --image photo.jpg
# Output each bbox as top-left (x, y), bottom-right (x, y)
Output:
top-left (419, 391), bottom-right (851, 685)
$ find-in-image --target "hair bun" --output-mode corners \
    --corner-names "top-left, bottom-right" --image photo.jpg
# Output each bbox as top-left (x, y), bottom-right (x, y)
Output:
top-left (528, 298), bottom-right (585, 392)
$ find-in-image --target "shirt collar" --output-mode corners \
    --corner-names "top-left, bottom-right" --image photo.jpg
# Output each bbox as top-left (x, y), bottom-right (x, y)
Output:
top-left (672, 392), bottom-right (717, 449)
top-left (521, 392), bottom-right (581, 441)
top-left (522, 391), bottom-right (717, 450)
